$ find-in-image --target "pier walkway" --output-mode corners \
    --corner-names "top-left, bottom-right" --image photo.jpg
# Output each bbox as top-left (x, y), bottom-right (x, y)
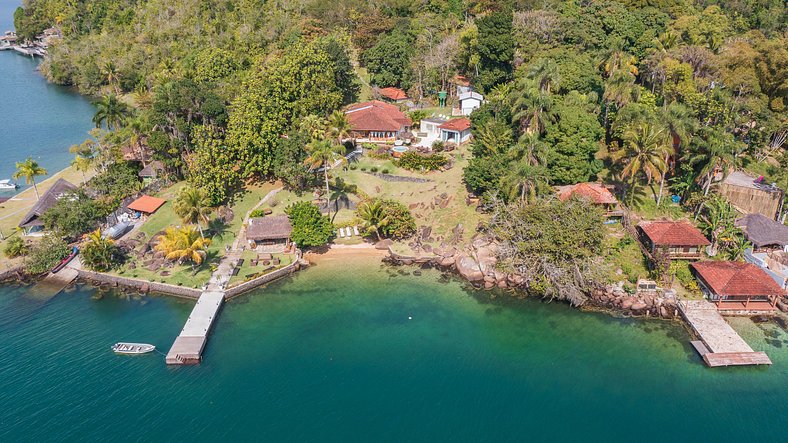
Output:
top-left (679, 300), bottom-right (771, 367)
top-left (165, 291), bottom-right (224, 364)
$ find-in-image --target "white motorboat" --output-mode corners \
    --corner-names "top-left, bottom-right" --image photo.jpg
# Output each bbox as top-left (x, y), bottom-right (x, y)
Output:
top-left (0, 179), bottom-right (18, 190)
top-left (111, 342), bottom-right (156, 355)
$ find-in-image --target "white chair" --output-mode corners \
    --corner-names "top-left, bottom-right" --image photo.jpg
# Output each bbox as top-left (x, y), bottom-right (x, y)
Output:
top-left (338, 228), bottom-right (345, 238)
top-left (353, 226), bottom-right (360, 236)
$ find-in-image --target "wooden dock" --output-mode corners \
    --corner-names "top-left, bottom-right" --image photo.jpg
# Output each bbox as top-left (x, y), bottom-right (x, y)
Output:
top-left (165, 291), bottom-right (225, 365)
top-left (680, 300), bottom-right (771, 367)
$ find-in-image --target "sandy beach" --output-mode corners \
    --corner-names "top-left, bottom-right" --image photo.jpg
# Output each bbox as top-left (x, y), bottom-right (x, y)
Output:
top-left (304, 242), bottom-right (388, 266)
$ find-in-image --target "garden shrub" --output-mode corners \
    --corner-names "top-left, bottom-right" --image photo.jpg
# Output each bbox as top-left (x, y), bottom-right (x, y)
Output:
top-left (25, 236), bottom-right (71, 275)
top-left (3, 237), bottom-right (28, 258)
top-left (397, 151), bottom-right (448, 172)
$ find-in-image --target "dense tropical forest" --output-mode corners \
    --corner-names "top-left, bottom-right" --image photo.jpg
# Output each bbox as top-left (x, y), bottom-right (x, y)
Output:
top-left (9, 0), bottom-right (787, 297)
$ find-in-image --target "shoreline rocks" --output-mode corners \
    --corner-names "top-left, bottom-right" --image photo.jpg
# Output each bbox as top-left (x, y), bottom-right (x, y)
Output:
top-left (387, 237), bottom-right (680, 319)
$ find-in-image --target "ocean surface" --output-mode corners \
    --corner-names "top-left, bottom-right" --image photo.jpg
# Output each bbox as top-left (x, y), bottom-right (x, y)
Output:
top-left (1, 256), bottom-right (787, 442)
top-left (0, 0), bottom-right (94, 193)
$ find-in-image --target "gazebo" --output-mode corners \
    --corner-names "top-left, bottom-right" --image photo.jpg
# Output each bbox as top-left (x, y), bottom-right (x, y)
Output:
top-left (690, 261), bottom-right (784, 312)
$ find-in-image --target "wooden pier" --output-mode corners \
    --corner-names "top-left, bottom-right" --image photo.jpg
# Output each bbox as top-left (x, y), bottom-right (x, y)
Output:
top-left (165, 291), bottom-right (225, 365)
top-left (679, 300), bottom-right (771, 367)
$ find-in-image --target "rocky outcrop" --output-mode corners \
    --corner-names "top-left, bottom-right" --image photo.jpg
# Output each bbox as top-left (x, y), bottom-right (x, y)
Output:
top-left (387, 235), bottom-right (679, 318)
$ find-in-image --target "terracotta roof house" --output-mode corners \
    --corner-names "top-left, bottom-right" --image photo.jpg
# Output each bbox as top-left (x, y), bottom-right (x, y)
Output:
top-left (127, 195), bottom-right (166, 215)
top-left (637, 220), bottom-right (710, 260)
top-left (246, 216), bottom-right (293, 249)
top-left (18, 178), bottom-right (77, 235)
top-left (439, 118), bottom-right (472, 144)
top-left (345, 101), bottom-right (412, 142)
top-left (691, 261), bottom-right (785, 312)
top-left (720, 170), bottom-right (784, 220)
top-left (735, 214), bottom-right (788, 252)
top-left (378, 87), bottom-right (408, 103)
top-left (556, 182), bottom-right (623, 220)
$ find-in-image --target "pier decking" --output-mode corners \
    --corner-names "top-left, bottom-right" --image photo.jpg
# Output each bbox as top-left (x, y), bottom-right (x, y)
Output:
top-left (165, 291), bottom-right (224, 364)
top-left (679, 300), bottom-right (771, 367)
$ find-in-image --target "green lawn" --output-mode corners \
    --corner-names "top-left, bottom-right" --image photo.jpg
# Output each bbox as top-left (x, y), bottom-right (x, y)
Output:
top-left (603, 224), bottom-right (650, 285)
top-left (227, 250), bottom-right (294, 287)
top-left (111, 181), bottom-right (280, 288)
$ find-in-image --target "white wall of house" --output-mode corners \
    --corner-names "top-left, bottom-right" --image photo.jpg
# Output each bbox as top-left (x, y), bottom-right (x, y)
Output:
top-left (459, 97), bottom-right (482, 115)
top-left (441, 128), bottom-right (471, 143)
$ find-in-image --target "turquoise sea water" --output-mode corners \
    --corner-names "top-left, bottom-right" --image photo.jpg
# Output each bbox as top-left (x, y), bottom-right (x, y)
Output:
top-left (0, 0), bottom-right (94, 192)
top-left (1, 257), bottom-right (787, 442)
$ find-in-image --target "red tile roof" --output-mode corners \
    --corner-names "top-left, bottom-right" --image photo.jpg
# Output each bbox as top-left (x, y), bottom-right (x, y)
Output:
top-left (638, 221), bottom-right (710, 246)
top-left (691, 261), bottom-right (784, 297)
top-left (556, 182), bottom-right (618, 205)
top-left (379, 87), bottom-right (408, 101)
top-left (439, 118), bottom-right (471, 132)
top-left (127, 195), bottom-right (166, 214)
top-left (345, 101), bottom-right (412, 132)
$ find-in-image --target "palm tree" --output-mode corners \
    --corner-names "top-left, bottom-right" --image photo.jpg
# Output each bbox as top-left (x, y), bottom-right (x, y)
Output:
top-left (13, 158), bottom-right (47, 200)
top-left (527, 58), bottom-right (560, 94)
top-left (92, 94), bottom-right (131, 131)
top-left (69, 139), bottom-right (97, 183)
top-left (357, 199), bottom-right (388, 240)
top-left (602, 69), bottom-right (636, 128)
top-left (686, 130), bottom-right (736, 196)
top-left (304, 139), bottom-right (346, 218)
top-left (299, 115), bottom-right (328, 141)
top-left (327, 110), bottom-right (351, 145)
top-left (81, 229), bottom-right (120, 271)
top-left (172, 186), bottom-right (213, 238)
top-left (656, 103), bottom-right (696, 206)
top-left (101, 61), bottom-right (121, 94)
top-left (154, 226), bottom-right (212, 266)
top-left (614, 123), bottom-right (671, 205)
top-left (499, 161), bottom-right (548, 204)
top-left (125, 117), bottom-right (148, 165)
top-left (510, 78), bottom-right (552, 136)
top-left (697, 197), bottom-right (736, 256)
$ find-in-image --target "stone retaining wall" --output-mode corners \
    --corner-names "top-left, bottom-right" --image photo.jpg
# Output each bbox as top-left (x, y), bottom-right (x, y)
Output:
top-left (75, 269), bottom-right (203, 299)
top-left (362, 172), bottom-right (432, 183)
top-left (224, 260), bottom-right (302, 300)
top-left (0, 265), bottom-right (23, 282)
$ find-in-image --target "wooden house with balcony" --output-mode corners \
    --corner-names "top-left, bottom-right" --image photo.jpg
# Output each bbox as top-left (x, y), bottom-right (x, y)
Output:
top-left (637, 220), bottom-right (710, 260)
top-left (690, 261), bottom-right (784, 312)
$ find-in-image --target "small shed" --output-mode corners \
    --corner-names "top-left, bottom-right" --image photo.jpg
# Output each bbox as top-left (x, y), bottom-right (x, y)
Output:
top-left (720, 171), bottom-right (784, 220)
top-left (457, 91), bottom-right (484, 116)
top-left (127, 195), bottom-right (166, 216)
top-left (246, 216), bottom-right (293, 249)
top-left (18, 178), bottom-right (77, 235)
top-left (735, 214), bottom-right (788, 253)
top-left (378, 87), bottom-right (408, 103)
top-left (138, 161), bottom-right (165, 182)
top-left (555, 182), bottom-right (623, 220)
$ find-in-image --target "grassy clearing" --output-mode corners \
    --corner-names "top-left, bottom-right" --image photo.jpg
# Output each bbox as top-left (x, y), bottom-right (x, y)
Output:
top-left (111, 181), bottom-right (280, 287)
top-left (227, 250), bottom-right (294, 287)
top-left (602, 224), bottom-right (650, 285)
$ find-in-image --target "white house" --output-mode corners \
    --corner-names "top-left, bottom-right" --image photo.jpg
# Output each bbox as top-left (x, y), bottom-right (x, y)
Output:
top-left (439, 118), bottom-right (472, 144)
top-left (457, 91), bottom-right (484, 116)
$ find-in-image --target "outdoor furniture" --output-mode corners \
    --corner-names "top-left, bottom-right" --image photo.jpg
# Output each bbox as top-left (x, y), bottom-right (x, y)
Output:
top-left (259, 253), bottom-right (273, 261)
top-left (354, 226), bottom-right (360, 236)
top-left (339, 228), bottom-right (345, 238)
top-left (272, 258), bottom-right (280, 266)
top-left (231, 267), bottom-right (240, 276)
top-left (236, 258), bottom-right (245, 267)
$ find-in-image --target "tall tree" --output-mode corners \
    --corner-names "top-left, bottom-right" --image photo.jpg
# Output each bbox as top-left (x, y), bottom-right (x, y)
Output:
top-left (13, 158), bottom-right (47, 200)
top-left (615, 123), bottom-right (671, 204)
top-left (304, 140), bottom-right (346, 218)
top-left (92, 94), bottom-right (131, 131)
top-left (475, 10), bottom-right (514, 92)
top-left (173, 186), bottom-right (213, 238)
top-left (154, 226), bottom-right (211, 266)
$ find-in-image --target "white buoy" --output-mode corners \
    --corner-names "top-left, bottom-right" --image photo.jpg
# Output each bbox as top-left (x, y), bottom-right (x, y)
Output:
top-left (408, 316), bottom-right (412, 320)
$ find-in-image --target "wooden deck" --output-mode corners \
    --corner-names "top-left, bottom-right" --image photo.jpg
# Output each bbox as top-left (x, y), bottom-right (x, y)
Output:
top-left (165, 291), bottom-right (224, 365)
top-left (680, 300), bottom-right (772, 367)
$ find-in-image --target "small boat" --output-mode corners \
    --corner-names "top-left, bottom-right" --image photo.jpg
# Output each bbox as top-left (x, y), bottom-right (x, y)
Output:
top-left (51, 246), bottom-right (78, 273)
top-left (0, 179), bottom-right (18, 190)
top-left (112, 342), bottom-right (156, 355)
